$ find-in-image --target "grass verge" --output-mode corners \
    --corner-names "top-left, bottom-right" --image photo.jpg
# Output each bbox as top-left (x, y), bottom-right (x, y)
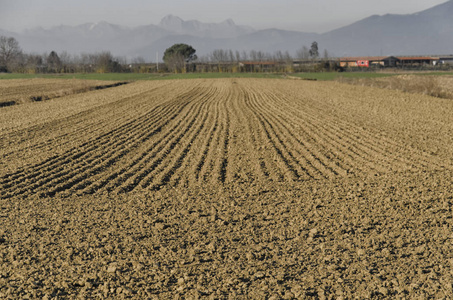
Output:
top-left (1, 71), bottom-right (452, 82)
top-left (291, 72), bottom-right (397, 81)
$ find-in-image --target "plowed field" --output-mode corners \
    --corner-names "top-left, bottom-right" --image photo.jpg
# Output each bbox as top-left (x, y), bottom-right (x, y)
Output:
top-left (1, 78), bottom-right (453, 299)
top-left (0, 78), bottom-right (126, 107)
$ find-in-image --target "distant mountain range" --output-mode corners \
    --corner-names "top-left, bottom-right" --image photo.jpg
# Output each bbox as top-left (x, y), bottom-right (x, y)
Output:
top-left (1, 0), bottom-right (452, 60)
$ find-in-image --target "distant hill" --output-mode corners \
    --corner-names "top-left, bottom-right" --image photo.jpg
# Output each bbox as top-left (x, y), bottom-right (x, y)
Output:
top-left (158, 15), bottom-right (254, 39)
top-left (2, 0), bottom-right (453, 60)
top-left (319, 0), bottom-right (453, 56)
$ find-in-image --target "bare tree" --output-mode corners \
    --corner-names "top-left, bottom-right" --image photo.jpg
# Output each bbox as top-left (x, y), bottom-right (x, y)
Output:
top-left (97, 52), bottom-right (113, 73)
top-left (24, 54), bottom-right (36, 73)
top-left (25, 54), bottom-right (43, 73)
top-left (235, 50), bottom-right (241, 62)
top-left (116, 56), bottom-right (127, 66)
top-left (132, 56), bottom-right (146, 64)
top-left (210, 50), bottom-right (220, 63)
top-left (284, 51), bottom-right (293, 72)
top-left (228, 50), bottom-right (235, 62)
top-left (196, 54), bottom-right (209, 63)
top-left (210, 49), bottom-right (229, 72)
top-left (274, 50), bottom-right (284, 62)
top-left (130, 56), bottom-right (147, 73)
top-left (7, 52), bottom-right (26, 73)
top-left (241, 50), bottom-right (248, 61)
top-left (79, 53), bottom-right (97, 72)
top-left (96, 51), bottom-right (122, 73)
top-left (296, 46), bottom-right (310, 60)
top-left (211, 49), bottom-right (229, 63)
top-left (256, 51), bottom-right (267, 62)
top-left (59, 51), bottom-right (74, 73)
top-left (164, 53), bottom-right (185, 72)
top-left (59, 51), bottom-right (72, 65)
top-left (0, 36), bottom-right (22, 71)
top-left (250, 50), bottom-right (258, 61)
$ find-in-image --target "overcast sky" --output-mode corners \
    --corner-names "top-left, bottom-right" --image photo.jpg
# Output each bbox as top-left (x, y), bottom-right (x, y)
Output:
top-left (0, 0), bottom-right (449, 33)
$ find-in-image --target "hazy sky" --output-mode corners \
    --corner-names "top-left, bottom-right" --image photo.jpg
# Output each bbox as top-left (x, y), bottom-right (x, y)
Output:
top-left (0, 0), bottom-right (448, 33)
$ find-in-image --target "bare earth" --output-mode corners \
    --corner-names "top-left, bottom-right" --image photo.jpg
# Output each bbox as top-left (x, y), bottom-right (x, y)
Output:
top-left (1, 78), bottom-right (452, 299)
top-left (0, 78), bottom-right (125, 106)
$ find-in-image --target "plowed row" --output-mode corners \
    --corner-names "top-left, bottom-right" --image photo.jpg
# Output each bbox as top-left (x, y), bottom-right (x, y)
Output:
top-left (1, 78), bottom-right (453, 299)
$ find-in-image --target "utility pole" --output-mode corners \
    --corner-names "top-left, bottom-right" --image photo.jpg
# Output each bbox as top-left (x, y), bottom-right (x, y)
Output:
top-left (156, 51), bottom-right (159, 71)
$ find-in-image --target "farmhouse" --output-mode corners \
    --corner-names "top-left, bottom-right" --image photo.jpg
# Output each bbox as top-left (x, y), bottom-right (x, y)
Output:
top-left (339, 56), bottom-right (400, 68)
top-left (339, 55), bottom-right (448, 68)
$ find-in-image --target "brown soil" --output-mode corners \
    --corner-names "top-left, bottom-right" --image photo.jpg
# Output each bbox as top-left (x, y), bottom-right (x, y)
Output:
top-left (1, 78), bottom-right (452, 299)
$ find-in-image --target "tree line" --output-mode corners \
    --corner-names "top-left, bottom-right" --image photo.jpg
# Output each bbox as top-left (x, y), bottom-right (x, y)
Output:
top-left (163, 42), bottom-right (334, 73)
top-left (0, 36), bottom-right (130, 74)
top-left (1, 36), bottom-right (333, 74)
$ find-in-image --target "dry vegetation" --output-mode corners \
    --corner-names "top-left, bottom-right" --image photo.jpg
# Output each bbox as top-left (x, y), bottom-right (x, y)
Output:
top-left (1, 78), bottom-right (453, 299)
top-left (337, 74), bottom-right (453, 100)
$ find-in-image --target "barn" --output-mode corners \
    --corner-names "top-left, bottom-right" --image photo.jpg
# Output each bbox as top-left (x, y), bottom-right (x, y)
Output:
top-left (439, 56), bottom-right (453, 65)
top-left (397, 56), bottom-right (438, 66)
top-left (240, 61), bottom-right (277, 72)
